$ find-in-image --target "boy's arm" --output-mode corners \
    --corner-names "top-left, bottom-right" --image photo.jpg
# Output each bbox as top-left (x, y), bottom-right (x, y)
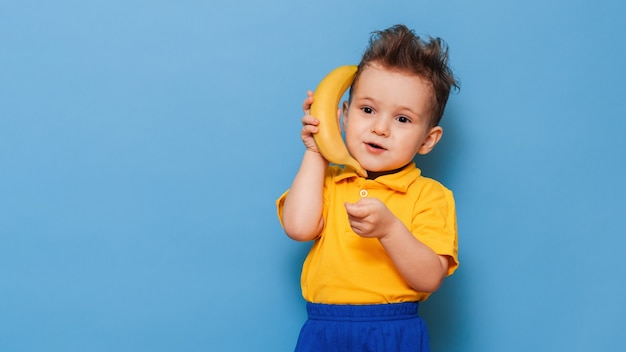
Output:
top-left (345, 199), bottom-right (449, 292)
top-left (378, 220), bottom-right (449, 293)
top-left (281, 150), bottom-right (327, 241)
top-left (281, 92), bottom-right (328, 242)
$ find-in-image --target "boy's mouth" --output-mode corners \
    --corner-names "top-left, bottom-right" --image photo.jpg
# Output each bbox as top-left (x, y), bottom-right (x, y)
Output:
top-left (366, 142), bottom-right (385, 150)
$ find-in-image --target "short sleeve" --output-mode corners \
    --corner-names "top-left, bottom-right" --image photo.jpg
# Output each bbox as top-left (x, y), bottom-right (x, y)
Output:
top-left (411, 181), bottom-right (459, 276)
top-left (276, 190), bottom-right (289, 228)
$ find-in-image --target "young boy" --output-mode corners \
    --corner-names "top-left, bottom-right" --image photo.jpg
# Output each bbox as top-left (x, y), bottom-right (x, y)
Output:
top-left (277, 24), bottom-right (460, 351)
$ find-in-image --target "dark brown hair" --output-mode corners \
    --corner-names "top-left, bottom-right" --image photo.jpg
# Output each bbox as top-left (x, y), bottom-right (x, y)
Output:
top-left (350, 24), bottom-right (459, 126)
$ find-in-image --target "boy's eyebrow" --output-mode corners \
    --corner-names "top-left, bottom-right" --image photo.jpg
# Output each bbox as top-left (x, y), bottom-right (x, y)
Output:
top-left (397, 104), bottom-right (422, 119)
top-left (354, 95), bottom-right (376, 104)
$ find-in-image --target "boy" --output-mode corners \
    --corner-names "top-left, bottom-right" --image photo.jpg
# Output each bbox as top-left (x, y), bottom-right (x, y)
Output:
top-left (277, 24), bottom-right (460, 351)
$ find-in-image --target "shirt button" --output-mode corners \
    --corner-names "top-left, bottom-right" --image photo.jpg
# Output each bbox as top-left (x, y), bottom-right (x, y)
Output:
top-left (359, 189), bottom-right (368, 198)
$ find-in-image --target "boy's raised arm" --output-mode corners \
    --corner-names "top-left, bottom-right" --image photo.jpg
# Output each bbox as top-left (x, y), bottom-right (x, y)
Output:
top-left (281, 92), bottom-right (328, 242)
top-left (281, 149), bottom-right (327, 241)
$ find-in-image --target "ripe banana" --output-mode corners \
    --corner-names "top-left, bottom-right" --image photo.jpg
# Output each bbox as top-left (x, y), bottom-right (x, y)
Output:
top-left (310, 65), bottom-right (368, 177)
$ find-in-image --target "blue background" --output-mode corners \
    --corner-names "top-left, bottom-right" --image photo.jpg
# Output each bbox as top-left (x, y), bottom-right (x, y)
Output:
top-left (2, 0), bottom-right (625, 351)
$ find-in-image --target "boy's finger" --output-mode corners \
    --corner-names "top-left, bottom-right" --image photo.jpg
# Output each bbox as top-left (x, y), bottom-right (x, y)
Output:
top-left (344, 202), bottom-right (366, 218)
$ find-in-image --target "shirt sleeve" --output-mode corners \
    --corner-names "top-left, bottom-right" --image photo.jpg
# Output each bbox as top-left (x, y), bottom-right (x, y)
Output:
top-left (276, 190), bottom-right (289, 228)
top-left (411, 180), bottom-right (459, 276)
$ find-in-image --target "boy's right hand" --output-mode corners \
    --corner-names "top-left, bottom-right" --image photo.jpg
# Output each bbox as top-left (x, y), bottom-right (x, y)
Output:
top-left (301, 90), bottom-right (322, 153)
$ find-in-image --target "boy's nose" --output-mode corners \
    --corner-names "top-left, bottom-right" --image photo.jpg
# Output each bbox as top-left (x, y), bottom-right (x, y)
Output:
top-left (371, 118), bottom-right (390, 136)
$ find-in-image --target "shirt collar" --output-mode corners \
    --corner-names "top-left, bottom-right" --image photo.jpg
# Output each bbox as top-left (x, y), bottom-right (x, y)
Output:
top-left (334, 163), bottom-right (422, 193)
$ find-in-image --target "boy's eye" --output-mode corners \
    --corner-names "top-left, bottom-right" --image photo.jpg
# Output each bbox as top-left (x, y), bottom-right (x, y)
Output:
top-left (397, 116), bottom-right (411, 123)
top-left (362, 107), bottom-right (373, 114)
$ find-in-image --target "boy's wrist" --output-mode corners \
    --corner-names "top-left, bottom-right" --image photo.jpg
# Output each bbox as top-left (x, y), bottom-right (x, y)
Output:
top-left (304, 149), bottom-right (329, 163)
top-left (378, 217), bottom-right (407, 243)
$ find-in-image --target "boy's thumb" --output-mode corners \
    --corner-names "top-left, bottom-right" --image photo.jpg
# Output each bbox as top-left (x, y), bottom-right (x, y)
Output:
top-left (344, 201), bottom-right (363, 216)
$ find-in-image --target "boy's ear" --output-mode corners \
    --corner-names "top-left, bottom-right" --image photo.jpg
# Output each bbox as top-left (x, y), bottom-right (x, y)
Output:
top-left (417, 126), bottom-right (443, 155)
top-left (341, 101), bottom-right (350, 130)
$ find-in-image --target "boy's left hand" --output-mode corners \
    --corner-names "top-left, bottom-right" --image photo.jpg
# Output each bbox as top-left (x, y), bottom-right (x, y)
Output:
top-left (344, 198), bottom-right (397, 239)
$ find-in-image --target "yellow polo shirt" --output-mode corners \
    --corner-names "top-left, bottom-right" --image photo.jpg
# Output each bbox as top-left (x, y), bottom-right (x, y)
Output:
top-left (277, 163), bottom-right (458, 304)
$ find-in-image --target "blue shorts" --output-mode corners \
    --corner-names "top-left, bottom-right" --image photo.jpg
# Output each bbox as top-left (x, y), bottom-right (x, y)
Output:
top-left (294, 302), bottom-right (430, 352)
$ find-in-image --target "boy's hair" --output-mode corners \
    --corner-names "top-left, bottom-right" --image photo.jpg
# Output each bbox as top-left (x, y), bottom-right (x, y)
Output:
top-left (350, 24), bottom-right (459, 126)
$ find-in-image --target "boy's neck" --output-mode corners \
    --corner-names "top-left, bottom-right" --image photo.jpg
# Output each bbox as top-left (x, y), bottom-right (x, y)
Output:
top-left (365, 164), bottom-right (410, 180)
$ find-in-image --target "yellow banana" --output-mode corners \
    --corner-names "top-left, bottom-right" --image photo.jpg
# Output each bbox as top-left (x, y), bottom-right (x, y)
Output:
top-left (310, 65), bottom-right (367, 177)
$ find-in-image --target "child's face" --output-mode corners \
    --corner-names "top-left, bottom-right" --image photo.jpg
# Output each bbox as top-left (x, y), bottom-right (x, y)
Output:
top-left (343, 63), bottom-right (442, 173)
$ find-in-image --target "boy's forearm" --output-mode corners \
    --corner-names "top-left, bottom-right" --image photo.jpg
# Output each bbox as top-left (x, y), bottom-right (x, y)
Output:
top-left (281, 150), bottom-right (328, 241)
top-left (378, 219), bottom-right (448, 293)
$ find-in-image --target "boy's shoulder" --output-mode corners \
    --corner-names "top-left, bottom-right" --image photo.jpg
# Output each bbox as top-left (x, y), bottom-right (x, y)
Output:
top-left (415, 172), bottom-right (450, 189)
top-left (409, 173), bottom-right (456, 210)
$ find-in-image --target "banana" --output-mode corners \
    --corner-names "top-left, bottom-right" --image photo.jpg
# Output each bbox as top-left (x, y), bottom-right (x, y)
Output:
top-left (310, 65), bottom-right (367, 177)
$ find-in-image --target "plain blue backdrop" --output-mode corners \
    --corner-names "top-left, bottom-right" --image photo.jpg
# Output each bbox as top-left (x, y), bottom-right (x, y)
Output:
top-left (2, 0), bottom-right (625, 351)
